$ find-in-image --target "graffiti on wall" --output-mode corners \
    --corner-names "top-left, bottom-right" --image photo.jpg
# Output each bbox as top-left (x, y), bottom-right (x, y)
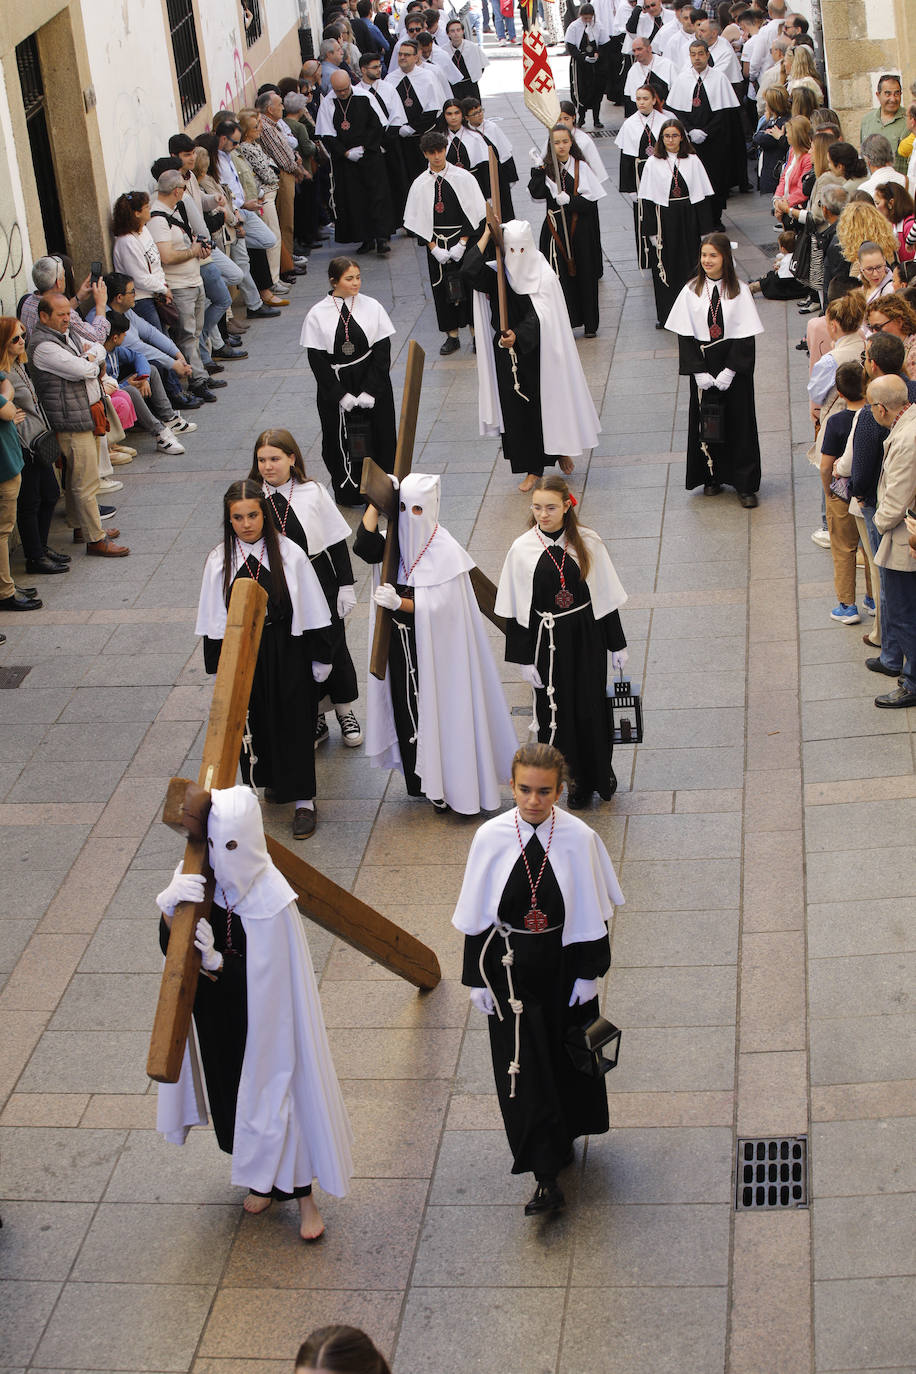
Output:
top-left (221, 47), bottom-right (259, 115)
top-left (0, 214), bottom-right (27, 318)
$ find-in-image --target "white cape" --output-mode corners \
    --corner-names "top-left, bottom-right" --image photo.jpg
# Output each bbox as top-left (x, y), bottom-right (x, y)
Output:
top-left (495, 523), bottom-right (628, 629)
top-left (157, 898), bottom-right (354, 1197)
top-left (623, 57), bottom-right (674, 103)
top-left (667, 66), bottom-right (740, 112)
top-left (366, 534), bottom-right (518, 814)
top-left (615, 108), bottom-right (669, 158)
top-left (637, 151), bottom-right (714, 206)
top-left (403, 163), bottom-right (486, 243)
top-left (195, 537), bottom-right (331, 640)
top-left (300, 291), bottom-right (396, 353)
top-left (452, 806), bottom-right (624, 944)
top-left (665, 278), bottom-right (763, 341)
top-left (262, 478), bottom-right (351, 559)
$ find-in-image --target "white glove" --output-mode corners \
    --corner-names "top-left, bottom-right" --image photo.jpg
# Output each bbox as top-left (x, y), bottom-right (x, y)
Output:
top-left (430, 245), bottom-right (450, 264)
top-left (194, 917), bottom-right (223, 973)
top-left (345, 146), bottom-right (364, 161)
top-left (355, 391), bottom-right (376, 408)
top-left (340, 392), bottom-right (359, 412)
top-left (312, 660), bottom-right (332, 683)
top-left (398, 124), bottom-right (413, 138)
top-left (389, 474), bottom-right (400, 490)
top-left (373, 582), bottom-right (402, 611)
top-left (519, 662), bottom-right (543, 689)
top-left (545, 177), bottom-right (559, 199)
top-left (470, 986), bottom-right (496, 1015)
top-left (529, 146), bottom-right (544, 166)
top-left (156, 864), bottom-right (206, 918)
top-left (586, 54), bottom-right (598, 63)
top-left (695, 371), bottom-right (716, 391)
top-left (714, 368), bottom-right (735, 391)
top-left (336, 584), bottom-right (357, 618)
top-left (568, 977), bottom-right (598, 1007)
top-left (449, 241), bottom-right (466, 262)
top-left (555, 191), bottom-right (571, 206)
top-left (611, 648), bottom-right (629, 671)
top-left (689, 128), bottom-right (708, 144)
top-left (648, 234), bottom-right (658, 246)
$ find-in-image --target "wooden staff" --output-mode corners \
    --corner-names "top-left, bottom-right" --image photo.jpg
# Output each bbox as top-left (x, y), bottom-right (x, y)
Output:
top-left (487, 146), bottom-right (509, 336)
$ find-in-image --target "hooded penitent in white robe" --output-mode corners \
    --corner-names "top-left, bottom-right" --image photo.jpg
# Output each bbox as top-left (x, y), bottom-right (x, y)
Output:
top-left (156, 787), bottom-right (353, 1198)
top-left (472, 220), bottom-right (600, 459)
top-left (366, 473), bottom-right (518, 814)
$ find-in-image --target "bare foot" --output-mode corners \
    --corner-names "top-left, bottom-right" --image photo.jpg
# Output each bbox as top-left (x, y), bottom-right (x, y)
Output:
top-left (299, 1192), bottom-right (325, 1241)
top-left (518, 473), bottom-right (538, 492)
top-left (243, 1193), bottom-right (272, 1215)
top-left (558, 456), bottom-right (575, 475)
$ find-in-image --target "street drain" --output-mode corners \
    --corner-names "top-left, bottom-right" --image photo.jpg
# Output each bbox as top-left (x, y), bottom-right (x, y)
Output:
top-left (0, 665), bottom-right (31, 688)
top-left (735, 1136), bottom-right (808, 1210)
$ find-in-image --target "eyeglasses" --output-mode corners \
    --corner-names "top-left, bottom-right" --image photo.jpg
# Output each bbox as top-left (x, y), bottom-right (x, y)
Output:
top-left (869, 318), bottom-right (890, 331)
top-left (230, 137), bottom-right (241, 146)
top-left (11, 334), bottom-right (25, 343)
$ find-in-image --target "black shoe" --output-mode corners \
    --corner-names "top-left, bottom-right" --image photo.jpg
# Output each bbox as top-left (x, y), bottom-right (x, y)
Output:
top-left (204, 361), bottom-right (224, 375)
top-left (865, 656), bottom-right (903, 677)
top-left (226, 335), bottom-right (244, 348)
top-left (875, 684), bottom-right (916, 708)
top-left (703, 482), bottom-right (722, 495)
top-left (654, 321), bottom-right (665, 330)
top-left (212, 346), bottom-right (248, 360)
top-left (205, 377), bottom-right (228, 390)
top-left (25, 557), bottom-right (68, 575)
top-left (440, 336), bottom-right (460, 355)
top-left (430, 797), bottom-right (450, 812)
top-left (567, 788), bottom-right (592, 810)
top-left (606, 766), bottom-right (618, 798)
top-left (0, 592), bottom-right (43, 611)
top-left (246, 304), bottom-right (282, 319)
top-left (293, 805), bottom-right (317, 838)
top-left (279, 270), bottom-right (298, 284)
top-left (795, 339), bottom-right (809, 353)
top-left (99, 505), bottom-right (117, 518)
top-left (44, 547), bottom-right (71, 564)
top-left (16, 585), bottom-right (37, 598)
top-left (190, 385), bottom-right (218, 403)
top-left (738, 492), bottom-right (759, 508)
top-left (175, 391), bottom-right (204, 409)
top-left (524, 1180), bottom-right (565, 1216)
top-left (593, 119), bottom-right (604, 129)
top-left (584, 329), bottom-right (597, 338)
top-left (356, 240), bottom-right (374, 254)
top-left (376, 239), bottom-right (391, 255)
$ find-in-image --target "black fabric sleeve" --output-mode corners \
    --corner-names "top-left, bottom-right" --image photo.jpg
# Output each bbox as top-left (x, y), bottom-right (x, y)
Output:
top-left (599, 607), bottom-right (626, 653)
top-left (203, 636), bottom-right (223, 674)
top-left (307, 346), bottom-right (345, 404)
top-left (528, 165), bottom-right (548, 200)
top-left (677, 334), bottom-right (707, 375)
top-left (304, 623), bottom-right (336, 663)
top-left (512, 300), bottom-right (540, 355)
top-left (721, 335), bottom-right (756, 375)
top-left (462, 930), bottom-right (488, 986)
top-left (327, 537), bottom-right (355, 587)
top-left (566, 42), bottom-right (586, 65)
top-left (460, 241), bottom-right (497, 295)
top-left (353, 521), bottom-right (386, 564)
top-left (566, 930), bottom-right (611, 980)
top-left (366, 336), bottom-right (392, 393)
top-left (505, 615), bottom-right (536, 664)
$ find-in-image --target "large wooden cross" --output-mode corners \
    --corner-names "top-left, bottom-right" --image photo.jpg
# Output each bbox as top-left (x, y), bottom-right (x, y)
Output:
top-left (147, 578), bottom-right (441, 1085)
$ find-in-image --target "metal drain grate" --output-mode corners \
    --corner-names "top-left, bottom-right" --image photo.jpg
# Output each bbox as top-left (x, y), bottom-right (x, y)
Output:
top-left (735, 1136), bottom-right (808, 1210)
top-left (0, 665), bottom-right (31, 689)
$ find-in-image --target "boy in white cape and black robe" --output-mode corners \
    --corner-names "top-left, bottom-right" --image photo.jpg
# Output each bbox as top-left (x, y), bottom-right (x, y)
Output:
top-left (156, 786), bottom-right (353, 1242)
top-left (353, 472), bottom-right (518, 814)
top-left (453, 741), bottom-right (624, 1215)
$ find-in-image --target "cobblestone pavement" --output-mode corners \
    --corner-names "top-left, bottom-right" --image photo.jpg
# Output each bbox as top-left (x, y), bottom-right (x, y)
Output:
top-left (0, 44), bottom-right (913, 1374)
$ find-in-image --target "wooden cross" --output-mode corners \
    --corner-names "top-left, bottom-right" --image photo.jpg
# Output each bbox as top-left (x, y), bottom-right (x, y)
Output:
top-left (147, 577), bottom-right (441, 1085)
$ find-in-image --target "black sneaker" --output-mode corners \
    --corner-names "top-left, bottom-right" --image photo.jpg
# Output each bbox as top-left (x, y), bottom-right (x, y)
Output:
top-left (314, 713), bottom-right (330, 747)
top-left (336, 709), bottom-right (363, 747)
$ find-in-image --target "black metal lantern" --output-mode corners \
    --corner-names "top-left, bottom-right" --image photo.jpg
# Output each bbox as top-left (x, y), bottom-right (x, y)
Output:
top-left (608, 674), bottom-right (644, 745)
top-left (565, 1016), bottom-right (622, 1078)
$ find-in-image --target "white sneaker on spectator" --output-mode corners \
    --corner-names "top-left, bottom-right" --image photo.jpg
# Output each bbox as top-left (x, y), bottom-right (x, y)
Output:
top-left (811, 529), bottom-right (830, 549)
top-left (98, 477), bottom-right (123, 492)
top-left (156, 430), bottom-right (186, 455)
top-left (167, 414), bottom-right (197, 434)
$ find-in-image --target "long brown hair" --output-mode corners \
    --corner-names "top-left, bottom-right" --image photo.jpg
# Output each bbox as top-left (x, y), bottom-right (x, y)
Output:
top-left (220, 479), bottom-right (292, 620)
top-left (0, 316), bottom-right (22, 371)
top-left (650, 118), bottom-right (691, 159)
top-left (527, 475), bottom-right (591, 580)
top-left (248, 428), bottom-right (310, 484)
top-left (691, 232), bottom-right (741, 299)
top-left (295, 1325), bottom-right (391, 1374)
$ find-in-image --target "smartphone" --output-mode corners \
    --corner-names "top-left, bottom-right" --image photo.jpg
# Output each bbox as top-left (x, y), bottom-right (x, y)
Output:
top-left (90, 260), bottom-right (103, 285)
top-left (906, 508), bottom-right (916, 521)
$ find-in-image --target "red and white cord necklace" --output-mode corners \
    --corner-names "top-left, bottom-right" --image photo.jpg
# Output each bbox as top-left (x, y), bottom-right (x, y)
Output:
top-left (266, 477), bottom-right (295, 537)
top-left (536, 528), bottom-right (575, 608)
top-left (235, 536), bottom-right (267, 583)
top-left (400, 523), bottom-right (438, 580)
top-left (334, 295), bottom-right (357, 355)
top-left (515, 805), bottom-right (556, 932)
top-left (705, 280), bottom-right (723, 340)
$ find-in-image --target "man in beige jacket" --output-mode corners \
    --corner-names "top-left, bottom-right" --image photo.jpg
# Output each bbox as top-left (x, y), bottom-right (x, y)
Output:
top-left (868, 373), bottom-right (916, 707)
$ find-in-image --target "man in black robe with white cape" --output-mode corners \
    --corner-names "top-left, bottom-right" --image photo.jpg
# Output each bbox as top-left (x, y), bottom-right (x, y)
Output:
top-left (666, 41), bottom-right (744, 226)
top-left (317, 70), bottom-right (393, 253)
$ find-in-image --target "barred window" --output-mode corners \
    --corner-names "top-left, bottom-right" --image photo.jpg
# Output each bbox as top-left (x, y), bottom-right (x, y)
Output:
top-left (167, 0), bottom-right (206, 126)
top-left (244, 1), bottom-right (264, 47)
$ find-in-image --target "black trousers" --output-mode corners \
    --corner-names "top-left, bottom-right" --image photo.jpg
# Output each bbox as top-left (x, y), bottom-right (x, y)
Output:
top-left (17, 457), bottom-right (60, 560)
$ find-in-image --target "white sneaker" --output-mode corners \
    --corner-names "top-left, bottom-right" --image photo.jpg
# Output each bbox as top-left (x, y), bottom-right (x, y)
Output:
top-left (167, 414), bottom-right (197, 434)
top-left (156, 431), bottom-right (185, 455)
top-left (98, 477), bottom-right (123, 492)
top-left (811, 529), bottom-right (831, 549)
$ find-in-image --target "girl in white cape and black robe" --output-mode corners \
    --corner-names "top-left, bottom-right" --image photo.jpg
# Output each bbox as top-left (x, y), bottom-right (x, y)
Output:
top-left (195, 481), bottom-right (333, 835)
top-left (665, 232), bottom-right (764, 504)
top-left (637, 118), bottom-right (716, 327)
top-left (453, 742), bottom-right (624, 1214)
top-left (353, 472), bottom-right (518, 813)
top-left (528, 125), bottom-right (606, 337)
top-left (156, 786), bottom-right (353, 1241)
top-left (496, 477), bottom-right (628, 808)
top-left (301, 259), bottom-right (397, 507)
top-left (463, 220), bottom-right (600, 491)
top-left (615, 84), bottom-right (669, 194)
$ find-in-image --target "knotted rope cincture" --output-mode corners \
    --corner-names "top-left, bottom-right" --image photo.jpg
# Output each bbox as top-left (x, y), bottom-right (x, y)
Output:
top-left (395, 619), bottom-right (420, 744)
top-left (533, 603), bottom-right (586, 744)
top-left (478, 917), bottom-right (560, 1099)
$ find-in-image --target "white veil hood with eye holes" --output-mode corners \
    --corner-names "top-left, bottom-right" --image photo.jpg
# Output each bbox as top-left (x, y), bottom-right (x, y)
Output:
top-left (208, 786), bottom-right (296, 920)
top-left (396, 472), bottom-right (475, 587)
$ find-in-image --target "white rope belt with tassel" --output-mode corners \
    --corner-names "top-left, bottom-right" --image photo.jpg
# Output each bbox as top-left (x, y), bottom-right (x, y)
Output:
top-left (478, 918), bottom-right (562, 1098)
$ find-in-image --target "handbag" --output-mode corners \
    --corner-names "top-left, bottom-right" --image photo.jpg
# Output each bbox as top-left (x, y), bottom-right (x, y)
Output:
top-left (789, 225), bottom-right (813, 284)
top-left (154, 293), bottom-right (179, 330)
top-left (499, 0), bottom-right (514, 16)
top-left (565, 1016), bottom-right (621, 1078)
top-left (25, 428), bottom-right (60, 469)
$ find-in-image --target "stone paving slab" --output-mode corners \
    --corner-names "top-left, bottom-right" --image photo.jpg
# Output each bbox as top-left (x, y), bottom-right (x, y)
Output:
top-left (0, 46), bottom-right (912, 1374)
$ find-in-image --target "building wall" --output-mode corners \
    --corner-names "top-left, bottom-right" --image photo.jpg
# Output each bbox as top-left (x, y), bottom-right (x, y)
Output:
top-left (0, 60), bottom-right (32, 318)
top-left (821, 0), bottom-right (916, 145)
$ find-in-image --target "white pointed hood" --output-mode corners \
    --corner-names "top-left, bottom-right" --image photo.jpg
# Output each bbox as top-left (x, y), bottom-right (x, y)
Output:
top-left (208, 786), bottom-right (295, 920)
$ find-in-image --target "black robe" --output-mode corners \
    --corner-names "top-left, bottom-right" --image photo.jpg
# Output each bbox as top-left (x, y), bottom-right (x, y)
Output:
top-left (263, 490), bottom-right (359, 707)
top-left (638, 171), bottom-right (716, 326)
top-left (462, 243), bottom-right (551, 476)
top-left (306, 307), bottom-right (396, 505)
top-left (506, 532), bottom-right (625, 799)
top-left (322, 95), bottom-right (393, 242)
top-left (203, 558), bottom-right (332, 803)
top-left (447, 47), bottom-right (480, 104)
top-left (364, 83), bottom-right (411, 221)
top-left (528, 161), bottom-right (602, 335)
top-left (352, 523), bottom-right (422, 795)
top-left (422, 178), bottom-right (481, 332)
top-left (619, 120), bottom-right (657, 195)
top-left (395, 75), bottom-right (439, 183)
top-left (677, 301), bottom-right (761, 494)
top-left (671, 79), bottom-right (745, 221)
top-left (461, 835), bottom-right (611, 1178)
top-left (567, 31), bottom-right (607, 120)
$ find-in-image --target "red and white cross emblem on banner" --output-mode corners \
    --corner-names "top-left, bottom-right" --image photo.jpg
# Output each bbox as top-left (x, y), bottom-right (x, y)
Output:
top-left (523, 28), bottom-right (555, 96)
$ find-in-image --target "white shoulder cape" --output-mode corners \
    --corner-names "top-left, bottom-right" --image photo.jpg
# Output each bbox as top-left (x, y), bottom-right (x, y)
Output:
top-left (615, 108), bottom-right (669, 157)
top-left (315, 87), bottom-right (377, 138)
top-left (452, 806), bottom-right (624, 944)
top-left (573, 128), bottom-right (609, 184)
top-left (195, 537), bottom-right (331, 640)
top-left (637, 151), bottom-right (714, 206)
top-left (449, 127), bottom-right (490, 169)
top-left (665, 278), bottom-right (763, 340)
top-left (558, 154), bottom-right (606, 204)
top-left (482, 118), bottom-right (514, 164)
top-left (668, 66), bottom-right (740, 112)
top-left (394, 65), bottom-right (444, 113)
top-left (624, 56), bottom-right (674, 101)
top-left (403, 163), bottom-right (486, 243)
top-left (495, 524), bottom-right (628, 628)
top-left (156, 898), bottom-right (354, 1198)
top-left (300, 291), bottom-right (396, 353)
top-left (565, 19), bottom-right (611, 45)
top-left (267, 478), bottom-right (351, 558)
